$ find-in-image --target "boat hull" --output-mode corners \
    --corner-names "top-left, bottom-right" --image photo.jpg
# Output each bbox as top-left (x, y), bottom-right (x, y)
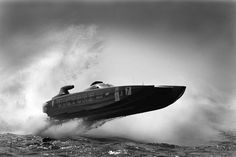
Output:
top-left (44, 85), bottom-right (186, 121)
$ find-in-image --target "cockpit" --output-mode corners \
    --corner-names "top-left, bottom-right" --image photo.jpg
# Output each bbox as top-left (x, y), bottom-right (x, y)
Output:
top-left (53, 81), bottom-right (113, 98)
top-left (85, 81), bottom-right (113, 91)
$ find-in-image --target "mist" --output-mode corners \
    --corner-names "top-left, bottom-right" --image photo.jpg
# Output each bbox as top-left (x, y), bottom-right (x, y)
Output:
top-left (0, 25), bottom-right (104, 133)
top-left (0, 1), bottom-right (235, 146)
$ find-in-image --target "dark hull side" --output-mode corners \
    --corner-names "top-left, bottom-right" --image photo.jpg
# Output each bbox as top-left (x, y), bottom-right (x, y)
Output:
top-left (44, 85), bottom-right (185, 121)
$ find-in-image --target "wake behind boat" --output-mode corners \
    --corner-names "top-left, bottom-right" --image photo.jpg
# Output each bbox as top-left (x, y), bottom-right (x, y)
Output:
top-left (43, 81), bottom-right (186, 121)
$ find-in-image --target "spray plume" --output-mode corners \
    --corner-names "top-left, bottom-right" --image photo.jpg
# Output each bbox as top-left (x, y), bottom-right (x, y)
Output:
top-left (0, 25), bottom-right (106, 136)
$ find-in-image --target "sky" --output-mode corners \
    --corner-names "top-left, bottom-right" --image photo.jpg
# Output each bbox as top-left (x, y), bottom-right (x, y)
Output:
top-left (0, 0), bottom-right (235, 145)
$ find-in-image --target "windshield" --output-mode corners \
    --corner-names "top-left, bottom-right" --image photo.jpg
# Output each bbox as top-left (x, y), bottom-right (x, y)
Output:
top-left (85, 83), bottom-right (113, 91)
top-left (97, 83), bottom-right (113, 88)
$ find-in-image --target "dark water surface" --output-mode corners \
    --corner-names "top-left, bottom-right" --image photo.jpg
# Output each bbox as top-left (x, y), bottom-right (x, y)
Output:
top-left (0, 132), bottom-right (236, 157)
